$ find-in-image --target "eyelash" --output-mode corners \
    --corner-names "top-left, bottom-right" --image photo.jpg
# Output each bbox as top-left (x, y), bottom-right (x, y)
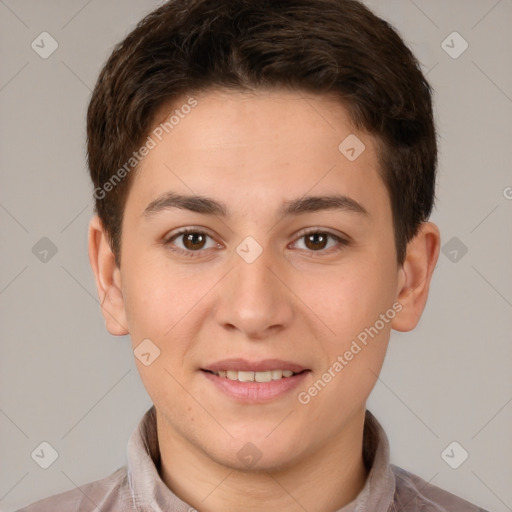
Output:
top-left (164, 227), bottom-right (350, 258)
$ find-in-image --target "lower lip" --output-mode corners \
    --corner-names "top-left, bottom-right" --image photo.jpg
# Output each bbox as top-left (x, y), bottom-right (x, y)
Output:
top-left (202, 370), bottom-right (310, 403)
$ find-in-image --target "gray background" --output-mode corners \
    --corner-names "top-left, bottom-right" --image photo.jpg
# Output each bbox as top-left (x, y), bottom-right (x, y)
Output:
top-left (0, 0), bottom-right (511, 510)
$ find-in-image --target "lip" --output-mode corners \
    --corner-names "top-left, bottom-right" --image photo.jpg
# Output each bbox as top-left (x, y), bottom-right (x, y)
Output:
top-left (201, 359), bottom-right (310, 403)
top-left (202, 371), bottom-right (309, 402)
top-left (202, 358), bottom-right (307, 373)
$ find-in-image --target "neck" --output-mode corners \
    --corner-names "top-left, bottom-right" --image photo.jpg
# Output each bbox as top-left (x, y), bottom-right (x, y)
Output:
top-left (157, 409), bottom-right (369, 512)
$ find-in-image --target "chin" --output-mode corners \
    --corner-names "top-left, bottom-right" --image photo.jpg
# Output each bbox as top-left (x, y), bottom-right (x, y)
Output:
top-left (206, 431), bottom-right (306, 473)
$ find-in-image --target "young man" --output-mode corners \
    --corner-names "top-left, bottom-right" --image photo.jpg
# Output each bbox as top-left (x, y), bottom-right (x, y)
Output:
top-left (17, 0), bottom-right (489, 511)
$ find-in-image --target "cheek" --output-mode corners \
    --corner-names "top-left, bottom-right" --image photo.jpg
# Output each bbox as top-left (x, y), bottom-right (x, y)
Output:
top-left (121, 254), bottom-right (181, 341)
top-left (312, 261), bottom-right (396, 341)
top-left (121, 254), bottom-right (216, 367)
top-left (301, 267), bottom-right (396, 417)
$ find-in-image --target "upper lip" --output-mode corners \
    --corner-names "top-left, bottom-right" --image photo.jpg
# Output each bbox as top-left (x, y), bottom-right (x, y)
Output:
top-left (202, 358), bottom-right (308, 373)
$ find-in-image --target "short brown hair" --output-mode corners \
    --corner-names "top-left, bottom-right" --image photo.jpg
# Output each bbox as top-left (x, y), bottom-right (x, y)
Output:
top-left (87, 0), bottom-right (437, 266)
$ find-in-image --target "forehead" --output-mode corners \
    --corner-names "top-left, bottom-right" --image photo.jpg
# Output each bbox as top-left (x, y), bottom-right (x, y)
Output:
top-left (127, 88), bottom-right (389, 220)
top-left (148, 89), bottom-right (365, 162)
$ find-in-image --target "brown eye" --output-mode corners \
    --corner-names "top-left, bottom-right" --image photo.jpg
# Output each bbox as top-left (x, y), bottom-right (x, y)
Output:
top-left (165, 229), bottom-right (219, 256)
top-left (303, 232), bottom-right (329, 251)
top-left (292, 230), bottom-right (350, 254)
top-left (181, 232), bottom-right (207, 250)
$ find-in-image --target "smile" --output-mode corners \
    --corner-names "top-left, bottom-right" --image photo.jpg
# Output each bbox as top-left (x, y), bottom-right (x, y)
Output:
top-left (201, 360), bottom-right (310, 402)
top-left (206, 369), bottom-right (299, 382)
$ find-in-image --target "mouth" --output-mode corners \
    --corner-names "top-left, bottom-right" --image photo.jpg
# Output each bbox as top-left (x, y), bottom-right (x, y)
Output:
top-left (200, 359), bottom-right (311, 402)
top-left (202, 369), bottom-right (306, 382)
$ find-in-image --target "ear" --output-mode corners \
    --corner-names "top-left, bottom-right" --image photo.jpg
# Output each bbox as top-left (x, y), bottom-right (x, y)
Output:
top-left (88, 215), bottom-right (129, 336)
top-left (391, 222), bottom-right (440, 332)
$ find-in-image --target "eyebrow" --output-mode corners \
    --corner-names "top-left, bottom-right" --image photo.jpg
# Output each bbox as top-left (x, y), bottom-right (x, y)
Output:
top-left (142, 192), bottom-right (369, 219)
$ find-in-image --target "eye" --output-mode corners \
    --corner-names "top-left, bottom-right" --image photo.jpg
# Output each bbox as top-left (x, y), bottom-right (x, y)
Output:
top-left (165, 228), bottom-right (220, 256)
top-left (291, 229), bottom-right (349, 254)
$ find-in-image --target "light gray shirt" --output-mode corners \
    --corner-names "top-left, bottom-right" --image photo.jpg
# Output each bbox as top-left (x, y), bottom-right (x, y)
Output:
top-left (16, 406), bottom-right (489, 511)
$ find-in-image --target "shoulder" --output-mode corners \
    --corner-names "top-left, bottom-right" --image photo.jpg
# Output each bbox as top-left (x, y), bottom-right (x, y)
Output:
top-left (15, 466), bottom-right (134, 512)
top-left (391, 464), bottom-right (490, 512)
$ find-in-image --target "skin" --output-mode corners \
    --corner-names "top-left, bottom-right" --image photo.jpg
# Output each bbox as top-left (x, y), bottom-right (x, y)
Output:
top-left (89, 89), bottom-right (440, 512)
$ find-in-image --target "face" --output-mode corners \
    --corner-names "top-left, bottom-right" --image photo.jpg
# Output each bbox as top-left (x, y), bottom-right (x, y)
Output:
top-left (109, 89), bottom-right (405, 470)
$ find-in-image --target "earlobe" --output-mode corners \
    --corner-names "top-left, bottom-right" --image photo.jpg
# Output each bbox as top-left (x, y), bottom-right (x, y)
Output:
top-left (88, 215), bottom-right (129, 336)
top-left (391, 222), bottom-right (440, 332)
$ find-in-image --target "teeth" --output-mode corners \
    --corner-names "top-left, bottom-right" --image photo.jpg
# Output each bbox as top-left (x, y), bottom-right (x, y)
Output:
top-left (213, 369), bottom-right (297, 382)
top-left (255, 371), bottom-right (272, 382)
top-left (271, 369), bottom-right (282, 380)
top-left (238, 371), bottom-right (255, 382)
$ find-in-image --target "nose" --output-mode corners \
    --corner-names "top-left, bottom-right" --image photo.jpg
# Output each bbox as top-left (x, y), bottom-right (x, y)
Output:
top-left (214, 245), bottom-right (294, 340)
